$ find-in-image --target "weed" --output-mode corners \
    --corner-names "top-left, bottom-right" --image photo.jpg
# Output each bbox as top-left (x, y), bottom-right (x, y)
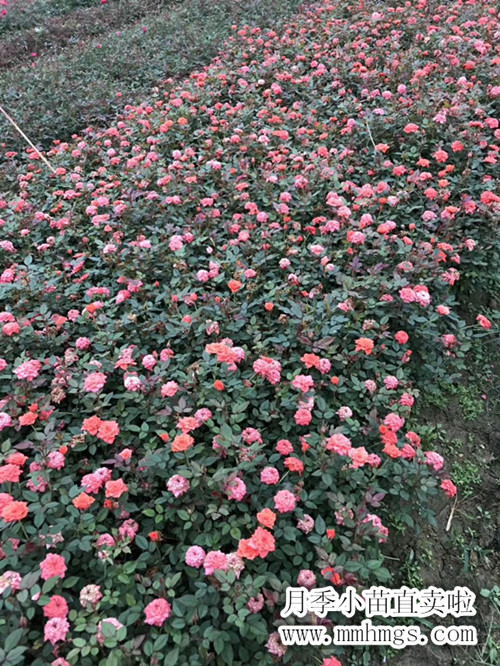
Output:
top-left (457, 385), bottom-right (485, 422)
top-left (451, 458), bottom-right (481, 497)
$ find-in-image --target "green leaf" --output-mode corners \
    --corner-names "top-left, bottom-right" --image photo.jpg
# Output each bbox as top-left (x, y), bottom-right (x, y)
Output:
top-left (253, 575), bottom-right (266, 588)
top-left (42, 577), bottom-right (59, 594)
top-left (154, 634), bottom-right (169, 651)
top-left (165, 646), bottom-right (179, 664)
top-left (63, 576), bottom-right (80, 588)
top-left (101, 620), bottom-right (118, 638)
top-left (213, 635), bottom-right (225, 654)
top-left (116, 626), bottom-right (127, 641)
top-left (5, 646), bottom-right (27, 665)
top-left (315, 515), bottom-right (326, 535)
top-left (20, 571), bottom-right (40, 590)
top-left (4, 629), bottom-right (24, 653)
top-left (135, 535), bottom-right (149, 550)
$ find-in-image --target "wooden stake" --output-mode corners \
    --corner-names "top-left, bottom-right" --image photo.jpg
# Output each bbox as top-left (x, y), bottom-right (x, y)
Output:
top-left (446, 495), bottom-right (458, 532)
top-left (0, 104), bottom-right (57, 174)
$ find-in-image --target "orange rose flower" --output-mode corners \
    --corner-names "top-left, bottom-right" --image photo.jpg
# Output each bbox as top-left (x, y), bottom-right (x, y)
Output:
top-left (72, 493), bottom-right (95, 510)
top-left (355, 337), bottom-right (375, 355)
top-left (213, 380), bottom-right (224, 391)
top-left (228, 280), bottom-right (242, 294)
top-left (238, 527), bottom-right (276, 560)
top-left (6, 453), bottom-right (28, 467)
top-left (82, 415), bottom-right (102, 436)
top-left (379, 425), bottom-right (398, 446)
top-left (249, 527), bottom-right (275, 558)
top-left (284, 457), bottom-right (304, 475)
top-left (1, 500), bottom-right (28, 522)
top-left (19, 412), bottom-right (37, 426)
top-left (257, 508), bottom-right (276, 529)
top-left (382, 443), bottom-right (402, 459)
top-left (237, 538), bottom-right (259, 560)
top-left (118, 448), bottom-right (133, 461)
top-left (301, 353), bottom-right (321, 368)
top-left (149, 531), bottom-right (161, 542)
top-left (171, 433), bottom-right (194, 452)
top-left (105, 479), bottom-right (128, 498)
top-left (97, 420), bottom-right (120, 444)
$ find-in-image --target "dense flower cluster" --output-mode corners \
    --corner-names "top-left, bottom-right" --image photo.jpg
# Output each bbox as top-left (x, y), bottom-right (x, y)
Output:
top-left (0, 0), bottom-right (497, 664)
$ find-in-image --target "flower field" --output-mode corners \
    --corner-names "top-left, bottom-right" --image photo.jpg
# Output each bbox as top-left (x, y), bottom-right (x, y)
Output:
top-left (0, 0), bottom-right (498, 664)
top-left (0, 0), bottom-right (302, 151)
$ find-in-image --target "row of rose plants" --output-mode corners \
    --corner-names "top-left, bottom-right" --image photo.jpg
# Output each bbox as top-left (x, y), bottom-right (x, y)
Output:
top-left (0, 0), bottom-right (498, 663)
top-left (0, 0), bottom-right (112, 25)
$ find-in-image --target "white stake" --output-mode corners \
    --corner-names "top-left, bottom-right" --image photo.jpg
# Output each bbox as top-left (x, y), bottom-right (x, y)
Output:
top-left (0, 104), bottom-right (57, 174)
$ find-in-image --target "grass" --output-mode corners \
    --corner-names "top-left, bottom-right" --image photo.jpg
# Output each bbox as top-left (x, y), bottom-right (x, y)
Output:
top-left (0, 0), bottom-right (172, 70)
top-left (0, 0), bottom-right (303, 152)
top-left (0, 0), bottom-right (121, 36)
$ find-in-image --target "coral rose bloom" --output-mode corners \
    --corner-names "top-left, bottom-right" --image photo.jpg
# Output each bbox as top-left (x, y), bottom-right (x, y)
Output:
top-left (476, 314), bottom-right (492, 329)
top-left (43, 595), bottom-right (69, 619)
top-left (238, 527), bottom-right (275, 560)
top-left (97, 420), bottom-right (120, 444)
top-left (1, 500), bottom-right (28, 522)
top-left (249, 527), bottom-right (275, 557)
top-left (0, 464), bottom-right (22, 483)
top-left (403, 123), bottom-right (419, 133)
top-left (228, 279), bottom-right (242, 293)
top-left (172, 433), bottom-right (194, 452)
top-left (72, 493), bottom-right (95, 510)
top-left (82, 415), bottom-right (102, 436)
top-left (355, 337), bottom-right (374, 355)
top-left (257, 508), bottom-right (276, 529)
top-left (105, 479), bottom-right (128, 499)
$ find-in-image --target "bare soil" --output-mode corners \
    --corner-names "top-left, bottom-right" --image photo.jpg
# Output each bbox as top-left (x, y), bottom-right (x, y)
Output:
top-left (386, 384), bottom-right (500, 665)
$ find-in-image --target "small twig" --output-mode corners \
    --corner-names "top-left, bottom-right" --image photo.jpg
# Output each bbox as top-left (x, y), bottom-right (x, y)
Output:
top-left (0, 104), bottom-right (57, 174)
top-left (364, 118), bottom-right (378, 156)
top-left (446, 494), bottom-right (459, 532)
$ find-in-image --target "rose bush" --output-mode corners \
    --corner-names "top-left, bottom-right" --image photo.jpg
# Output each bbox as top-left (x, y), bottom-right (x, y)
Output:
top-left (0, 0), bottom-right (498, 664)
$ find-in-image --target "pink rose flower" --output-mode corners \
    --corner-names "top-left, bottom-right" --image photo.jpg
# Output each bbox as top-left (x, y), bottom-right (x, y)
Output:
top-left (260, 467), bottom-right (280, 485)
top-left (274, 490), bottom-right (296, 513)
top-left (203, 550), bottom-right (228, 576)
top-left (185, 546), bottom-right (206, 568)
top-left (167, 475), bottom-right (190, 498)
top-left (144, 598), bottom-right (171, 626)
top-left (84, 372), bottom-right (107, 393)
top-left (40, 554), bottom-right (67, 581)
top-left (44, 617), bottom-right (70, 645)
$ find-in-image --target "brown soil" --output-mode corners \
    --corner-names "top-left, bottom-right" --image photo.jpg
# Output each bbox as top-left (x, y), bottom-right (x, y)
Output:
top-left (385, 384), bottom-right (500, 665)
